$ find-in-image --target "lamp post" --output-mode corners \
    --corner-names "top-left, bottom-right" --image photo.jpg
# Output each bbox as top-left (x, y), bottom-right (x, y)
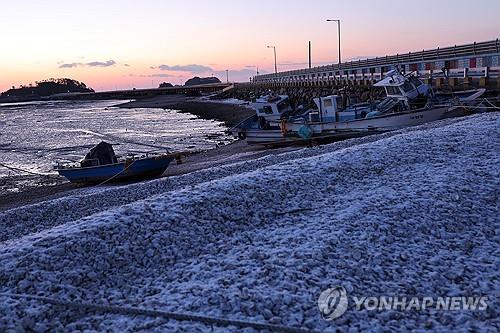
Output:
top-left (226, 69), bottom-right (229, 83)
top-left (267, 45), bottom-right (278, 75)
top-left (326, 19), bottom-right (341, 78)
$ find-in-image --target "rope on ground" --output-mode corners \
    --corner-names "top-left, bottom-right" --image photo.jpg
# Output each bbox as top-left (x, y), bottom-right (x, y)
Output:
top-left (461, 97), bottom-right (500, 110)
top-left (96, 132), bottom-right (172, 152)
top-left (0, 293), bottom-right (314, 333)
top-left (430, 97), bottom-right (500, 110)
top-left (481, 98), bottom-right (500, 110)
top-left (0, 162), bottom-right (59, 179)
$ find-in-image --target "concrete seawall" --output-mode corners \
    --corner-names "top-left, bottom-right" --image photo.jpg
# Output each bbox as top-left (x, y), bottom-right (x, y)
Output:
top-left (254, 39), bottom-right (500, 90)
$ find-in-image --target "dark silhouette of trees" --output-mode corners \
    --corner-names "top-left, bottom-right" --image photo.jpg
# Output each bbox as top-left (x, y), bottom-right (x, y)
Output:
top-left (1, 78), bottom-right (94, 97)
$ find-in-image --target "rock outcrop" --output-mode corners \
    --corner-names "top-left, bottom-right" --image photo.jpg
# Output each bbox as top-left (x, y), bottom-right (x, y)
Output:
top-left (184, 76), bottom-right (221, 86)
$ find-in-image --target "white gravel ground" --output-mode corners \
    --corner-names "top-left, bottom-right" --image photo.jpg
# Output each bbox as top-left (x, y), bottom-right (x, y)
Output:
top-left (0, 113), bottom-right (498, 332)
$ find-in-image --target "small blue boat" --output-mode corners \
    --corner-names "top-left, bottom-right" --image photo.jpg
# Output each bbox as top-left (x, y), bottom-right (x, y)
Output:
top-left (56, 142), bottom-right (174, 184)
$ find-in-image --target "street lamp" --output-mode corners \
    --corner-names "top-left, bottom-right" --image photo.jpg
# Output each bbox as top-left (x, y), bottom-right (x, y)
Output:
top-left (267, 45), bottom-right (278, 75)
top-left (326, 19), bottom-right (342, 77)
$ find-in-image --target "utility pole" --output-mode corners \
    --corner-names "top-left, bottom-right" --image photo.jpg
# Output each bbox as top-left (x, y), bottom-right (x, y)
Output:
top-left (308, 41), bottom-right (312, 69)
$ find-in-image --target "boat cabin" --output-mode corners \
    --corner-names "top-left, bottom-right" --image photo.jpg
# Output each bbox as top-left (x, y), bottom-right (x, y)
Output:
top-left (252, 95), bottom-right (293, 121)
top-left (374, 70), bottom-right (430, 100)
top-left (311, 96), bottom-right (340, 122)
top-left (310, 95), bottom-right (371, 123)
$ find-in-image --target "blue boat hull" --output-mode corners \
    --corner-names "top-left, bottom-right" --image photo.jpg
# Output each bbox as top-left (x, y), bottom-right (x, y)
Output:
top-left (57, 155), bottom-right (174, 184)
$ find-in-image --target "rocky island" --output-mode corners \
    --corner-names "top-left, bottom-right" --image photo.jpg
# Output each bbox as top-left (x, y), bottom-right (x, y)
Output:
top-left (0, 78), bottom-right (94, 103)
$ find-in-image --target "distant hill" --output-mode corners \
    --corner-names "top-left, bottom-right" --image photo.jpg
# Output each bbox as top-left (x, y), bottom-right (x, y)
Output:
top-left (184, 76), bottom-right (221, 86)
top-left (158, 82), bottom-right (173, 88)
top-left (1, 78), bottom-right (94, 101)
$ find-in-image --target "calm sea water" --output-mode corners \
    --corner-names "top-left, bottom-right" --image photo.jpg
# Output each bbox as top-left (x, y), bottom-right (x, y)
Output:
top-left (0, 100), bottom-right (233, 177)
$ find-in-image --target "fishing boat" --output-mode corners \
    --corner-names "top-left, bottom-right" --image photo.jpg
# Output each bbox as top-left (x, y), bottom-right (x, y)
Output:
top-left (231, 70), bottom-right (485, 146)
top-left (230, 95), bottom-right (311, 145)
top-left (56, 142), bottom-right (174, 184)
top-left (280, 70), bottom-right (485, 141)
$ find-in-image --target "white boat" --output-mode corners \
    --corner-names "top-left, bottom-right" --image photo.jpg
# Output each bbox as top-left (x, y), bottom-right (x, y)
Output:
top-left (231, 70), bottom-right (485, 145)
top-left (230, 95), bottom-right (309, 145)
top-left (280, 70), bottom-right (485, 141)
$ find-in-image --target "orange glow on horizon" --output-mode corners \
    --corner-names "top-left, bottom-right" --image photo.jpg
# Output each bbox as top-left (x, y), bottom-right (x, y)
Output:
top-left (1, 0), bottom-right (499, 92)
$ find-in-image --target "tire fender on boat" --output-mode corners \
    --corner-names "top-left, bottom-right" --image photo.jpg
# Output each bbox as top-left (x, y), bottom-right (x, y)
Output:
top-left (280, 119), bottom-right (287, 134)
top-left (238, 131), bottom-right (246, 140)
top-left (258, 116), bottom-right (267, 129)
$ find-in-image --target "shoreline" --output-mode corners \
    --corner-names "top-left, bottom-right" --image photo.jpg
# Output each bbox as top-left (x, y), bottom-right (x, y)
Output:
top-left (0, 140), bottom-right (298, 212)
top-left (0, 97), bottom-right (258, 211)
top-left (115, 95), bottom-right (255, 127)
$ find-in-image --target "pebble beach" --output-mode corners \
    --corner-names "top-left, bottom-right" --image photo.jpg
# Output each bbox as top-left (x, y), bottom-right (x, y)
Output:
top-left (0, 112), bottom-right (498, 332)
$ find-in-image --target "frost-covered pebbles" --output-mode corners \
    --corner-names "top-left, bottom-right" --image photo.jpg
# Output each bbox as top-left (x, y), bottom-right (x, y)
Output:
top-left (0, 113), bottom-right (498, 332)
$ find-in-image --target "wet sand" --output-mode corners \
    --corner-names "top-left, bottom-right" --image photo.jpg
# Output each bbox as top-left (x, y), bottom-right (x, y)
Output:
top-left (0, 141), bottom-right (298, 212)
top-left (0, 176), bottom-right (79, 211)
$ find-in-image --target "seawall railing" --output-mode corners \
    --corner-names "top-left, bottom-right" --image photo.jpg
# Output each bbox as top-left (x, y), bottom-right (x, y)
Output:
top-left (254, 39), bottom-right (500, 84)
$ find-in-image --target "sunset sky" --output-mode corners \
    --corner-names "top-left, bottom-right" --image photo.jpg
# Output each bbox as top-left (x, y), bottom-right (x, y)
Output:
top-left (0, 0), bottom-right (499, 92)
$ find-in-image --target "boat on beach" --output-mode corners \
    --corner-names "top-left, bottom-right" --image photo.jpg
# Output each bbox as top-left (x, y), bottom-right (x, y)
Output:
top-left (231, 70), bottom-right (486, 145)
top-left (280, 70), bottom-right (485, 141)
top-left (56, 142), bottom-right (174, 184)
top-left (229, 95), bottom-right (311, 145)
